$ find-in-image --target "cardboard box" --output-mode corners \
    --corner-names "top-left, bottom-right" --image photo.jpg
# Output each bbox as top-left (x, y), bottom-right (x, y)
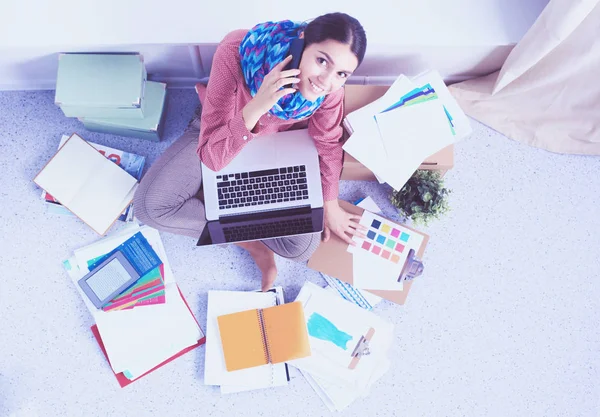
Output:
top-left (81, 81), bottom-right (167, 142)
top-left (55, 53), bottom-right (147, 119)
top-left (340, 84), bottom-right (454, 181)
top-left (307, 200), bottom-right (429, 305)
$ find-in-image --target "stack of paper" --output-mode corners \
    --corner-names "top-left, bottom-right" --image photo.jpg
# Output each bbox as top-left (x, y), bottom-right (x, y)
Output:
top-left (343, 70), bottom-right (472, 191)
top-left (289, 282), bottom-right (394, 411)
top-left (204, 288), bottom-right (290, 394)
top-left (64, 225), bottom-right (204, 383)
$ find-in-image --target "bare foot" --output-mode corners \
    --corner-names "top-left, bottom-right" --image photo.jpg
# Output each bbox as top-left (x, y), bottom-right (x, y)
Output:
top-left (235, 241), bottom-right (278, 291)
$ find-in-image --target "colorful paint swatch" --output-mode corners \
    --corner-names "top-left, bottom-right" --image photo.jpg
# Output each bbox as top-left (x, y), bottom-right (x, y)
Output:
top-left (350, 211), bottom-right (425, 275)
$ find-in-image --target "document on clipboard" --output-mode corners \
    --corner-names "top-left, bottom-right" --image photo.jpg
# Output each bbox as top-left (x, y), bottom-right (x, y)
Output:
top-left (288, 282), bottom-right (393, 388)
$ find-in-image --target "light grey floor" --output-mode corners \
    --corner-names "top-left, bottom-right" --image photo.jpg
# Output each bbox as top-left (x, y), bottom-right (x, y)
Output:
top-left (1, 88), bottom-right (599, 417)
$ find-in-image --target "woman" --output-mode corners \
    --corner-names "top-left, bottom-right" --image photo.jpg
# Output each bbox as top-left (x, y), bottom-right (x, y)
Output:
top-left (134, 12), bottom-right (367, 291)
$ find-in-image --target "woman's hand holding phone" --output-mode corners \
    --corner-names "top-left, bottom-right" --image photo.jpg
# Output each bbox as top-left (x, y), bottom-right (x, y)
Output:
top-left (242, 55), bottom-right (301, 130)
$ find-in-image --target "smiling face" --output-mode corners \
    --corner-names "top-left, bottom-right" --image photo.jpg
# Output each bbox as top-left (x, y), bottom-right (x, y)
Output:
top-left (296, 39), bottom-right (359, 102)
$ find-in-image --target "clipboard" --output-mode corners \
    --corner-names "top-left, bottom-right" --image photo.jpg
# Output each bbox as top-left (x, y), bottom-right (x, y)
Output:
top-left (348, 327), bottom-right (375, 370)
top-left (307, 199), bottom-right (429, 305)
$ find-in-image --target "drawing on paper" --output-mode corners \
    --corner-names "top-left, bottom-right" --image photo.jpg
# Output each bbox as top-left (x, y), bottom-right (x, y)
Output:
top-left (307, 313), bottom-right (353, 350)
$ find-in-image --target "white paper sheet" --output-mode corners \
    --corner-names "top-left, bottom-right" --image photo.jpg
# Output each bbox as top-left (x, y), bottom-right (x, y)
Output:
top-left (94, 283), bottom-right (202, 378)
top-left (343, 75), bottom-right (417, 184)
top-left (203, 291), bottom-right (288, 391)
top-left (410, 70), bottom-right (472, 140)
top-left (302, 370), bottom-right (338, 412)
top-left (374, 99), bottom-right (455, 191)
top-left (302, 347), bottom-right (392, 411)
top-left (289, 283), bottom-right (393, 392)
top-left (352, 251), bottom-right (403, 291)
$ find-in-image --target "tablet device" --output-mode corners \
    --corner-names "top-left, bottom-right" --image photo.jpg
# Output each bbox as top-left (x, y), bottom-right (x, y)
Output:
top-left (78, 251), bottom-right (141, 309)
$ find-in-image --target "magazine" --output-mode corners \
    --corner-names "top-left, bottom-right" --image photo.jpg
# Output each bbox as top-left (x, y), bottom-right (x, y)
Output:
top-left (41, 135), bottom-right (145, 222)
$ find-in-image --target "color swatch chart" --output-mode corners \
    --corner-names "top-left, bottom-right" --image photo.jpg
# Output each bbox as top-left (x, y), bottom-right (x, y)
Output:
top-left (348, 211), bottom-right (424, 268)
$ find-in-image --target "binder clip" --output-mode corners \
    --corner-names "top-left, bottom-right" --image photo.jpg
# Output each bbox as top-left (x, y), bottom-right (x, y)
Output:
top-left (348, 328), bottom-right (375, 369)
top-left (397, 248), bottom-right (424, 283)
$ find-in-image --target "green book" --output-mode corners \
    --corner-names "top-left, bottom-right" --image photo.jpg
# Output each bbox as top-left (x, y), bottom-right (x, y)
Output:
top-left (55, 53), bottom-right (147, 119)
top-left (81, 81), bottom-right (167, 142)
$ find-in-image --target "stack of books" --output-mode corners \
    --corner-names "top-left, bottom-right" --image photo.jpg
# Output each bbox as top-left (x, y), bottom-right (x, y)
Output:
top-left (343, 70), bottom-right (472, 191)
top-left (40, 134), bottom-right (145, 224)
top-left (64, 225), bottom-right (205, 387)
top-left (54, 53), bottom-right (167, 142)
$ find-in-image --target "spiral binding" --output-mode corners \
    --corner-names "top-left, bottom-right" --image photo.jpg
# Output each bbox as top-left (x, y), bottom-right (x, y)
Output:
top-left (257, 308), bottom-right (271, 366)
top-left (256, 293), bottom-right (279, 386)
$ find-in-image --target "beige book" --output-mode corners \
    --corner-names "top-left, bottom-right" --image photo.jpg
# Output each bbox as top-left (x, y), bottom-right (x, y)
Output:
top-left (33, 133), bottom-right (138, 235)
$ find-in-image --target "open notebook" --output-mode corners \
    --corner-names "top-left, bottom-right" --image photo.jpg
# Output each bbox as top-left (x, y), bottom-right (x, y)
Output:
top-left (218, 302), bottom-right (310, 371)
top-left (204, 289), bottom-right (292, 393)
top-left (33, 133), bottom-right (138, 235)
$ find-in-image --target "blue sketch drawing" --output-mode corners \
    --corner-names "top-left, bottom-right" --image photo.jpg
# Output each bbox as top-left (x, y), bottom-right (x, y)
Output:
top-left (307, 313), bottom-right (353, 350)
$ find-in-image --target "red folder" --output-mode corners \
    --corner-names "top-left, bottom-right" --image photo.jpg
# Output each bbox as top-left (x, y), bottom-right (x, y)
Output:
top-left (91, 287), bottom-right (206, 388)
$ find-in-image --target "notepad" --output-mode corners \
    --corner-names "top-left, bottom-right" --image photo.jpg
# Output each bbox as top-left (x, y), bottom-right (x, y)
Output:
top-left (217, 302), bottom-right (310, 372)
top-left (204, 290), bottom-right (290, 391)
top-left (33, 133), bottom-right (138, 235)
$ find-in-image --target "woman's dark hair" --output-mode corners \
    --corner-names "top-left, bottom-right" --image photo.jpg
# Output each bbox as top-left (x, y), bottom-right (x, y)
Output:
top-left (303, 12), bottom-right (367, 67)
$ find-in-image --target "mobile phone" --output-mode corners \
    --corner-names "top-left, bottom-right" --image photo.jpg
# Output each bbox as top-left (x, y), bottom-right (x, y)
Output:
top-left (284, 37), bottom-right (305, 71)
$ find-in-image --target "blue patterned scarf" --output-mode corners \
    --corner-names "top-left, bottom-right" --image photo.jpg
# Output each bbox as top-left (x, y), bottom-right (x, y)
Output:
top-left (239, 20), bottom-right (325, 120)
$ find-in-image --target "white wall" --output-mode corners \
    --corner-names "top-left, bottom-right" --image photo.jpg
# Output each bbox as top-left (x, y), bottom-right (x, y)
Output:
top-left (0, 0), bottom-right (549, 90)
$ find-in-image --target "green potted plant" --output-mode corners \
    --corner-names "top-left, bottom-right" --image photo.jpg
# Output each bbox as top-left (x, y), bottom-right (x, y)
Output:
top-left (390, 170), bottom-right (451, 226)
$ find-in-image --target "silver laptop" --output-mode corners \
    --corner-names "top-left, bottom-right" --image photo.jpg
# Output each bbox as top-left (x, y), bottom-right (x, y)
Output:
top-left (197, 129), bottom-right (324, 246)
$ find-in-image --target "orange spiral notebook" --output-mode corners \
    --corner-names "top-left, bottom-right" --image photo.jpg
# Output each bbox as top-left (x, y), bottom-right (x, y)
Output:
top-left (217, 301), bottom-right (311, 372)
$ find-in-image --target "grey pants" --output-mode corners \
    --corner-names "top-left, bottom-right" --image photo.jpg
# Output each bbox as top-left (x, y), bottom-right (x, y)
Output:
top-left (133, 108), bottom-right (321, 262)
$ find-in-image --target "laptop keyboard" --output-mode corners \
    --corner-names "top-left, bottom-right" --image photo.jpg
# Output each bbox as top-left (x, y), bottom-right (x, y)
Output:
top-left (223, 217), bottom-right (314, 242)
top-left (216, 166), bottom-right (309, 210)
